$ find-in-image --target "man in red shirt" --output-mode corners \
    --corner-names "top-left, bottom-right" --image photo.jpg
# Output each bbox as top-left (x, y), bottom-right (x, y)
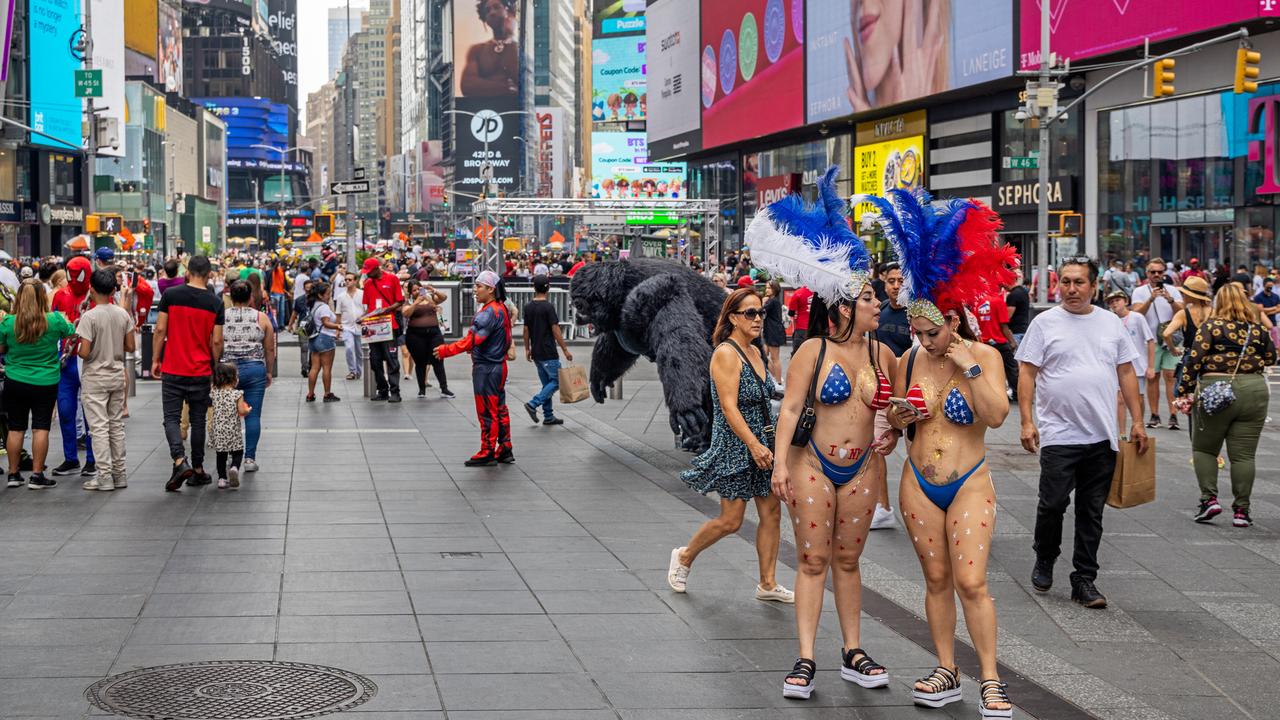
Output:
top-left (151, 255), bottom-right (224, 491)
top-left (361, 257), bottom-right (405, 402)
top-left (50, 256), bottom-right (96, 477)
top-left (786, 285), bottom-right (813, 356)
top-left (1180, 258), bottom-right (1207, 284)
top-left (975, 289), bottom-right (1019, 398)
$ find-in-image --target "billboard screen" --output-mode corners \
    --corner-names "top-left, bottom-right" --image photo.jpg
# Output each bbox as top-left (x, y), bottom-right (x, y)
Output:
top-left (29, 0), bottom-right (81, 150)
top-left (268, 0), bottom-right (298, 105)
top-left (92, 0), bottom-right (127, 158)
top-left (646, 0), bottom-right (701, 160)
top-left (159, 1), bottom-right (183, 94)
top-left (195, 97), bottom-right (290, 163)
top-left (124, 0), bottom-right (157, 59)
top-left (453, 0), bottom-right (522, 99)
top-left (591, 131), bottom-right (686, 199)
top-left (594, 0), bottom-right (647, 37)
top-left (807, 0), bottom-right (1012, 124)
top-left (1019, 0), bottom-right (1277, 70)
top-left (592, 36), bottom-right (647, 124)
top-left (700, 0), bottom-right (805, 150)
top-left (455, 96), bottom-right (523, 192)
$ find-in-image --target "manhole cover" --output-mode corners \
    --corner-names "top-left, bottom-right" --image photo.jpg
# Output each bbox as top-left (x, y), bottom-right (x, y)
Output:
top-left (85, 660), bottom-right (378, 720)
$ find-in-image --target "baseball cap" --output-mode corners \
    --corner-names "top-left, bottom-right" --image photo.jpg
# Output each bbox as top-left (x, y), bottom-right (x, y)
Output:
top-left (736, 275), bottom-right (755, 288)
top-left (1104, 289), bottom-right (1129, 302)
top-left (362, 257), bottom-right (382, 273)
top-left (19, 266), bottom-right (32, 278)
top-left (94, 247), bottom-right (115, 263)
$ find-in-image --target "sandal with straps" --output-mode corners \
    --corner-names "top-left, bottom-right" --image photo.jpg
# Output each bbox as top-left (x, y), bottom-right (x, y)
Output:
top-left (782, 657), bottom-right (816, 700)
top-left (840, 647), bottom-right (890, 688)
top-left (912, 666), bottom-right (962, 708)
top-left (979, 679), bottom-right (1013, 719)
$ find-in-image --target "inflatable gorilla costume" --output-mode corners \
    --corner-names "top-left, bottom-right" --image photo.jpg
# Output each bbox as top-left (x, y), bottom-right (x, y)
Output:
top-left (570, 257), bottom-right (727, 452)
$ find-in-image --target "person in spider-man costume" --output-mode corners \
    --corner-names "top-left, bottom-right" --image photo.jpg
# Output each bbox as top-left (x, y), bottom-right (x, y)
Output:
top-left (435, 270), bottom-right (514, 466)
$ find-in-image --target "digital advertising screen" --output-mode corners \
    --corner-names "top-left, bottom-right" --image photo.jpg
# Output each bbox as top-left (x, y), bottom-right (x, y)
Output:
top-left (590, 131), bottom-right (686, 199)
top-left (28, 0), bottom-right (83, 150)
top-left (646, 0), bottom-right (701, 159)
top-left (700, 0), bottom-right (805, 150)
top-left (195, 97), bottom-right (290, 163)
top-left (853, 135), bottom-right (925, 220)
top-left (594, 0), bottom-right (647, 37)
top-left (454, 96), bottom-right (523, 192)
top-left (158, 0), bottom-right (183, 94)
top-left (591, 36), bottom-right (647, 124)
top-left (1019, 0), bottom-right (1276, 70)
top-left (806, 0), bottom-right (1013, 124)
top-left (453, 0), bottom-right (522, 99)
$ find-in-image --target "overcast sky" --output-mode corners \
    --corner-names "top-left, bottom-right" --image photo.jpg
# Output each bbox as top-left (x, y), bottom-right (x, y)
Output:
top-left (297, 0), bottom-right (367, 125)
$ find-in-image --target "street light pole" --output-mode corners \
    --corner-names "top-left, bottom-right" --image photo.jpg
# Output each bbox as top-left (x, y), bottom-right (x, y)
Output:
top-left (1035, 0), bottom-right (1051, 304)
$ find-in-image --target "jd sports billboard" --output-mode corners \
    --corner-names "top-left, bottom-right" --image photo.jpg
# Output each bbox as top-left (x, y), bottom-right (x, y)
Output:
top-left (453, 0), bottom-right (529, 192)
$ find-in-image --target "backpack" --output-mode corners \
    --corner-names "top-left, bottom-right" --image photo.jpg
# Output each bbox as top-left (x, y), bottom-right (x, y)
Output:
top-left (302, 307), bottom-right (320, 339)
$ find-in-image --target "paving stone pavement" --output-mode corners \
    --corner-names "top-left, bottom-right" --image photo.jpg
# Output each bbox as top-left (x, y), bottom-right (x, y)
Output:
top-left (2, 340), bottom-right (1279, 719)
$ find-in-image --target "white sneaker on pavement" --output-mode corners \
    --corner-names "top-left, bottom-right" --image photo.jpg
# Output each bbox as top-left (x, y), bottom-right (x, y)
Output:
top-left (667, 547), bottom-right (690, 593)
top-left (870, 504), bottom-right (897, 530)
top-left (242, 459), bottom-right (259, 473)
top-left (755, 583), bottom-right (795, 603)
top-left (82, 478), bottom-right (114, 491)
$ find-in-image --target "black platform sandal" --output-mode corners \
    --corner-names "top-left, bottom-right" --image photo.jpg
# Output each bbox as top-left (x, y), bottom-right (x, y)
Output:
top-left (840, 647), bottom-right (890, 688)
top-left (912, 666), bottom-right (962, 708)
top-left (782, 657), bottom-right (816, 700)
top-left (979, 679), bottom-right (1012, 718)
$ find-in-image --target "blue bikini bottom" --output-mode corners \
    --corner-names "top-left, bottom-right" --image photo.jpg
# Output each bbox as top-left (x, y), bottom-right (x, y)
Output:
top-left (909, 456), bottom-right (987, 511)
top-left (808, 439), bottom-right (871, 486)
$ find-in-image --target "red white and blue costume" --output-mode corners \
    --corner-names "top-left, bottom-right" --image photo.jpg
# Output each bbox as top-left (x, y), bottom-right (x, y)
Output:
top-left (437, 271), bottom-right (514, 462)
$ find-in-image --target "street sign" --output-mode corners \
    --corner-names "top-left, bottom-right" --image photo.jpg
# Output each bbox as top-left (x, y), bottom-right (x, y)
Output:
top-left (74, 69), bottom-right (102, 98)
top-left (352, 167), bottom-right (366, 181)
top-left (625, 210), bottom-right (681, 226)
top-left (1002, 156), bottom-right (1038, 169)
top-left (330, 180), bottom-right (370, 195)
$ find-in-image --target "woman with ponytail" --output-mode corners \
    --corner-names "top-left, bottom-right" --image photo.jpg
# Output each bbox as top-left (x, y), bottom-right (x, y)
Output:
top-left (0, 280), bottom-right (76, 489)
top-left (746, 167), bottom-right (900, 700)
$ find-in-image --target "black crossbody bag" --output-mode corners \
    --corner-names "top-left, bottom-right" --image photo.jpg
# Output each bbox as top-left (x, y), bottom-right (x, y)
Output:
top-left (790, 338), bottom-right (827, 447)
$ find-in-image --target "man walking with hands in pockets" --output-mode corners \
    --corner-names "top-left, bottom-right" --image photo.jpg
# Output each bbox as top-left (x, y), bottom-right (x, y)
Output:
top-left (1017, 258), bottom-right (1148, 610)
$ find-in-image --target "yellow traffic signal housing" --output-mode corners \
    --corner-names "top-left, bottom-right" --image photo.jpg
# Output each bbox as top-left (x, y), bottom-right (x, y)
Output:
top-left (85, 215), bottom-right (100, 233)
top-left (315, 213), bottom-right (334, 235)
top-left (1153, 58), bottom-right (1176, 98)
top-left (1235, 47), bottom-right (1262, 94)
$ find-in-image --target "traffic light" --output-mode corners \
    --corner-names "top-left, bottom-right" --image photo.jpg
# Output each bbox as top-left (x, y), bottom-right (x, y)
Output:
top-left (315, 213), bottom-right (334, 235)
top-left (1235, 46), bottom-right (1262, 94)
top-left (1152, 58), bottom-right (1176, 97)
top-left (85, 213), bottom-right (123, 234)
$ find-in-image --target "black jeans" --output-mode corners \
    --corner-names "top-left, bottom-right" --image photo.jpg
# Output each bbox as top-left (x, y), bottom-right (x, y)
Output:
top-left (992, 340), bottom-right (1019, 397)
top-left (161, 374), bottom-right (212, 468)
top-left (368, 339), bottom-right (400, 395)
top-left (1033, 440), bottom-right (1117, 583)
top-left (405, 325), bottom-right (448, 393)
top-left (790, 329), bottom-right (807, 356)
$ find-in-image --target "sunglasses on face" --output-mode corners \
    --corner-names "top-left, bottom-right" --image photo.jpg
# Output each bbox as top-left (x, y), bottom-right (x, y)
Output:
top-left (733, 309), bottom-right (765, 320)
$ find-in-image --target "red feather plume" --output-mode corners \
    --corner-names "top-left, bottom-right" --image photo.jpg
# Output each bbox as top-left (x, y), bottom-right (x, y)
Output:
top-left (931, 201), bottom-right (1019, 316)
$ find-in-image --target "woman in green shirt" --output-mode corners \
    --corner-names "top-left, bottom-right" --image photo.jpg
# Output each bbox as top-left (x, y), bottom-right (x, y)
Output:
top-left (0, 280), bottom-right (76, 489)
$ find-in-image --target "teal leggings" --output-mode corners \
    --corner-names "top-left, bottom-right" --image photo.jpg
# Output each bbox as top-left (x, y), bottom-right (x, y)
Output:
top-left (1191, 374), bottom-right (1269, 511)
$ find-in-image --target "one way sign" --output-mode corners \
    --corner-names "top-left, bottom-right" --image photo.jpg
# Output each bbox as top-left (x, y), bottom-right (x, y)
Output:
top-left (330, 180), bottom-right (370, 195)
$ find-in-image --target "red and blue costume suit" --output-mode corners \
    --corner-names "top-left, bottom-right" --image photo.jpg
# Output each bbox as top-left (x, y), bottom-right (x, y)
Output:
top-left (438, 301), bottom-right (513, 459)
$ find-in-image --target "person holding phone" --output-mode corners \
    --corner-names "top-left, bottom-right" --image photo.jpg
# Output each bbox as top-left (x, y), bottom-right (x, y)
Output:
top-left (404, 280), bottom-right (452, 398)
top-left (869, 191), bottom-right (1017, 717)
top-left (1130, 258), bottom-right (1185, 429)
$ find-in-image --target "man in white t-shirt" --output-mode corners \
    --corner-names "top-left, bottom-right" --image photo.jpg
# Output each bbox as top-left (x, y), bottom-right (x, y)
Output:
top-left (1016, 259), bottom-right (1148, 611)
top-left (1107, 289), bottom-right (1156, 434)
top-left (1129, 257), bottom-right (1184, 430)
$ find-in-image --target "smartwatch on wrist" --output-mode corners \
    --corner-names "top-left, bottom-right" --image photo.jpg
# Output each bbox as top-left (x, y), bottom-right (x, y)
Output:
top-left (963, 364), bottom-right (983, 379)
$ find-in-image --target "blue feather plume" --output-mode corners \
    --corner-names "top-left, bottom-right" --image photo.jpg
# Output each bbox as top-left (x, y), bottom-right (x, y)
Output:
top-left (857, 189), bottom-right (973, 306)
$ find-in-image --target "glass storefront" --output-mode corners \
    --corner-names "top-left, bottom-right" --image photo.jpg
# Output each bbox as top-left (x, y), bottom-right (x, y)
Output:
top-left (742, 136), bottom-right (852, 220)
top-left (688, 154), bottom-right (741, 254)
top-left (1098, 89), bottom-right (1277, 268)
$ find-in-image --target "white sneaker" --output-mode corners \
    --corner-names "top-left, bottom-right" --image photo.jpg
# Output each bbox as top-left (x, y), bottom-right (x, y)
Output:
top-left (870, 504), bottom-right (897, 530)
top-left (82, 478), bottom-right (114, 491)
top-left (755, 583), bottom-right (795, 603)
top-left (667, 547), bottom-right (690, 593)
top-left (228, 466), bottom-right (240, 490)
top-left (112, 476), bottom-right (128, 489)
top-left (242, 459), bottom-right (259, 473)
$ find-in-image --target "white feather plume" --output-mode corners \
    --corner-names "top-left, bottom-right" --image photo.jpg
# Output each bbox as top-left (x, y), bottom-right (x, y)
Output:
top-left (745, 207), bottom-right (856, 303)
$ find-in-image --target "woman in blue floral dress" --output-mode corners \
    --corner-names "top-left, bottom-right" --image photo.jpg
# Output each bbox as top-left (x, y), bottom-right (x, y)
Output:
top-left (668, 288), bottom-right (794, 604)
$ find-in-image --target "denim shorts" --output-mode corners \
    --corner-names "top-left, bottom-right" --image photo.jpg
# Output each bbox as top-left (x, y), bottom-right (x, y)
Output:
top-left (309, 333), bottom-right (337, 354)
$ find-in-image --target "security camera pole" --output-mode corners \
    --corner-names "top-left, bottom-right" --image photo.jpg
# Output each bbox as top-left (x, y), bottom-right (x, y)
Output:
top-left (83, 0), bottom-right (97, 216)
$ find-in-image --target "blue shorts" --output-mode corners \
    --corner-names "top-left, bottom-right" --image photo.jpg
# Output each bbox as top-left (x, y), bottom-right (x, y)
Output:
top-left (309, 333), bottom-right (337, 353)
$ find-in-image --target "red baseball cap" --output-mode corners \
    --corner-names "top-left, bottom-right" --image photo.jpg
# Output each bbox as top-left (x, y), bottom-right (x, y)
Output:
top-left (736, 275), bottom-right (755, 288)
top-left (362, 257), bottom-right (382, 273)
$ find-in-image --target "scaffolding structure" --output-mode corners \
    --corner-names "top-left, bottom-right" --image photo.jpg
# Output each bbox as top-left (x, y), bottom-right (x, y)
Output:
top-left (467, 197), bottom-right (723, 272)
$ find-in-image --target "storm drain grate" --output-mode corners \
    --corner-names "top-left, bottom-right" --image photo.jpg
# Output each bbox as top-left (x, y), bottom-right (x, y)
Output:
top-left (84, 660), bottom-right (377, 720)
top-left (440, 551), bottom-right (483, 559)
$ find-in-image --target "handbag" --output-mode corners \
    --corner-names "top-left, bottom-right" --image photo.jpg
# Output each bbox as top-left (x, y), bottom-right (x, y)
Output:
top-left (790, 338), bottom-right (826, 447)
top-left (1198, 324), bottom-right (1253, 415)
top-left (1108, 437), bottom-right (1157, 508)
top-left (725, 339), bottom-right (775, 448)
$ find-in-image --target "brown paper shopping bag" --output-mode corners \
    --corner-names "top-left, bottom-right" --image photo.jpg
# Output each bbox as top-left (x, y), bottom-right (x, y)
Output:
top-left (1107, 437), bottom-right (1156, 509)
top-left (558, 364), bottom-right (590, 404)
